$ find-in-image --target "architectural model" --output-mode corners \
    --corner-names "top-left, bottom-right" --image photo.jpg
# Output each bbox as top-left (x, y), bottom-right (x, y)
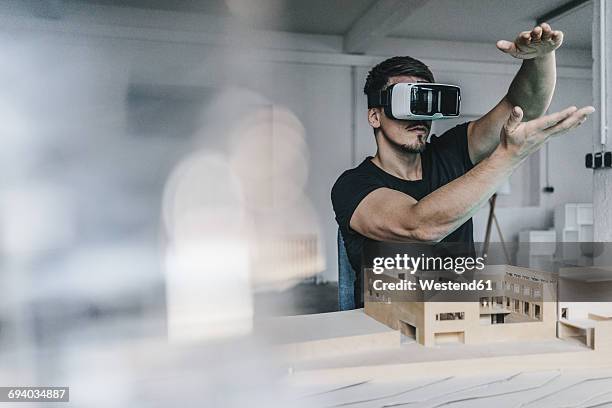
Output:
top-left (262, 264), bottom-right (612, 381)
top-left (364, 264), bottom-right (612, 348)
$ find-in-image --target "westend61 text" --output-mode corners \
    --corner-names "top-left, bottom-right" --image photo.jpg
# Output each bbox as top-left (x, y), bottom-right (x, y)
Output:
top-left (372, 279), bottom-right (493, 292)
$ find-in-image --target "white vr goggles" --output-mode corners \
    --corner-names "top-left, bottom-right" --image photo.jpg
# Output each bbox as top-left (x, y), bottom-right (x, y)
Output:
top-left (367, 82), bottom-right (461, 120)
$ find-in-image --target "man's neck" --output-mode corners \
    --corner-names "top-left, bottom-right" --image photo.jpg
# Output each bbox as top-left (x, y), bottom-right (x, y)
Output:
top-left (371, 148), bottom-right (422, 181)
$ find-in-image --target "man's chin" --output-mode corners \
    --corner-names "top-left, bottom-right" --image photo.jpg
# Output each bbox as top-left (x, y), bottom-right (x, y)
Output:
top-left (400, 142), bottom-right (426, 154)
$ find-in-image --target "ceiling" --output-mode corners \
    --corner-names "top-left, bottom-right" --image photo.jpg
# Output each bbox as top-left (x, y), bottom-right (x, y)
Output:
top-left (546, 1), bottom-right (592, 49)
top-left (389, 0), bottom-right (592, 49)
top-left (75, 0), bottom-right (378, 35)
top-left (73, 0), bottom-right (593, 49)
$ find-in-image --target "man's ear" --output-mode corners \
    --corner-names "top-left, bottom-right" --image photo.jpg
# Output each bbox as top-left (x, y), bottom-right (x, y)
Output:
top-left (367, 108), bottom-right (382, 129)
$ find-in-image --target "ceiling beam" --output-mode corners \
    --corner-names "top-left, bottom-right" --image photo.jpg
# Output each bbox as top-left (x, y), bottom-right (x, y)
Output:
top-left (343, 0), bottom-right (430, 54)
top-left (536, 0), bottom-right (591, 25)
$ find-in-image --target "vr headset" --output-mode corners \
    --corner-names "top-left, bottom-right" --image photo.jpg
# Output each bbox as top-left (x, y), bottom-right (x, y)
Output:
top-left (367, 83), bottom-right (461, 120)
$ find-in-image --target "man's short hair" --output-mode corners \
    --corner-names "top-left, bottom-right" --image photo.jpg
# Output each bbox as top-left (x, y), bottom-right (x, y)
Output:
top-left (363, 56), bottom-right (434, 96)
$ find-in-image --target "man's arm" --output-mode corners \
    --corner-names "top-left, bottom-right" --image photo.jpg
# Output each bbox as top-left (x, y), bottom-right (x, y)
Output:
top-left (468, 23), bottom-right (563, 164)
top-left (351, 105), bottom-right (593, 242)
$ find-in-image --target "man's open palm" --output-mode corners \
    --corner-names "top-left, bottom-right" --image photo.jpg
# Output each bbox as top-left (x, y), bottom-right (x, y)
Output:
top-left (497, 23), bottom-right (563, 59)
top-left (500, 105), bottom-right (594, 161)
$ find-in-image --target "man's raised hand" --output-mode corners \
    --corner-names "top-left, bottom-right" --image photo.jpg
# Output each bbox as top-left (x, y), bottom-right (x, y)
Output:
top-left (499, 105), bottom-right (595, 161)
top-left (496, 23), bottom-right (563, 59)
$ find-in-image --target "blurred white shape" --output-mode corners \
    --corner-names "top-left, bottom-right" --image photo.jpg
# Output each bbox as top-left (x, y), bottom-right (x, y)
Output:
top-left (0, 99), bottom-right (34, 177)
top-left (229, 106), bottom-right (325, 290)
top-left (194, 87), bottom-right (270, 152)
top-left (163, 152), bottom-right (245, 242)
top-left (63, 347), bottom-right (131, 408)
top-left (166, 239), bottom-right (251, 342)
top-left (248, 202), bottom-right (325, 291)
top-left (57, 336), bottom-right (297, 408)
top-left (0, 185), bottom-right (75, 258)
top-left (163, 152), bottom-right (252, 342)
top-left (33, 243), bottom-right (160, 301)
top-left (230, 105), bottom-right (309, 210)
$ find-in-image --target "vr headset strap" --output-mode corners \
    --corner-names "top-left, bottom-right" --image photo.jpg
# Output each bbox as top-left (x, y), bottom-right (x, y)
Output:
top-left (367, 88), bottom-right (391, 109)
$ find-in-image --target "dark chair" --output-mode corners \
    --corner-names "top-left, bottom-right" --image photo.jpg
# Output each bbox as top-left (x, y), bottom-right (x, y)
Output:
top-left (337, 229), bottom-right (357, 310)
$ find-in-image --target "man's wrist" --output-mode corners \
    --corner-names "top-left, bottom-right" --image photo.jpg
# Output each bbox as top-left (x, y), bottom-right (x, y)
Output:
top-left (529, 51), bottom-right (555, 65)
top-left (490, 144), bottom-right (523, 168)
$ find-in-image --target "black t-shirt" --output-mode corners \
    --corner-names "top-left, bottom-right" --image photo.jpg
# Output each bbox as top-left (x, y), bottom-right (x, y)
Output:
top-left (331, 122), bottom-right (475, 289)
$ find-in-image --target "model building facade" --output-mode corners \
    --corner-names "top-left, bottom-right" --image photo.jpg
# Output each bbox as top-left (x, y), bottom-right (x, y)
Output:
top-left (364, 265), bottom-right (558, 346)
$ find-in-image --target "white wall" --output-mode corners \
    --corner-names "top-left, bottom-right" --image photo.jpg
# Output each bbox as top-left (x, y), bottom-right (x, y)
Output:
top-left (592, 0), bottom-right (612, 242)
top-left (0, 3), bottom-right (593, 283)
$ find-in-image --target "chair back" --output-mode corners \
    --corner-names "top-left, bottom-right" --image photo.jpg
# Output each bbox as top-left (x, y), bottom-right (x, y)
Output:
top-left (337, 229), bottom-right (356, 310)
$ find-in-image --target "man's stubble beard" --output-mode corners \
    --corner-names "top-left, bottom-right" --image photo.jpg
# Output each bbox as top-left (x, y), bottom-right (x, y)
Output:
top-left (384, 133), bottom-right (427, 154)
top-left (398, 142), bottom-right (426, 154)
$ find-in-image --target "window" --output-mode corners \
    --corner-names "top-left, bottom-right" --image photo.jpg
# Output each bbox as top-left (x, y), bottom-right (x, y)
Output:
top-left (439, 312), bottom-right (465, 321)
top-left (534, 304), bottom-right (541, 319)
top-left (506, 298), bottom-right (510, 307)
top-left (398, 273), bottom-right (406, 280)
top-left (514, 299), bottom-right (520, 311)
top-left (524, 302), bottom-right (530, 315)
top-left (491, 313), bottom-right (505, 324)
top-left (534, 289), bottom-right (541, 298)
top-left (514, 284), bottom-right (520, 293)
top-left (524, 287), bottom-right (531, 296)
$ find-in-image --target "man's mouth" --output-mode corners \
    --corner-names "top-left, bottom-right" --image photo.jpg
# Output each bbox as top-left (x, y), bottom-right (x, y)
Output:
top-left (406, 125), bottom-right (429, 134)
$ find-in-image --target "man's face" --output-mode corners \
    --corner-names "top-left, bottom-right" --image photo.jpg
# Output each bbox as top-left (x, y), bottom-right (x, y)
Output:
top-left (374, 75), bottom-right (432, 154)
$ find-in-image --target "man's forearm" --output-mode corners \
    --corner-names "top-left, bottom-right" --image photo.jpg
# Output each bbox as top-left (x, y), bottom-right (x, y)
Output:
top-left (506, 53), bottom-right (556, 120)
top-left (407, 148), bottom-right (520, 241)
top-left (468, 54), bottom-right (557, 164)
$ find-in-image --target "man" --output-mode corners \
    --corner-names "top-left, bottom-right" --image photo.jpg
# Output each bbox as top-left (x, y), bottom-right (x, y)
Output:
top-left (332, 23), bottom-right (594, 308)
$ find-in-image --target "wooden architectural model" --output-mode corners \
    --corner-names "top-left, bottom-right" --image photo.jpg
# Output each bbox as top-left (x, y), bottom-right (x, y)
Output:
top-left (364, 265), bottom-right (611, 348)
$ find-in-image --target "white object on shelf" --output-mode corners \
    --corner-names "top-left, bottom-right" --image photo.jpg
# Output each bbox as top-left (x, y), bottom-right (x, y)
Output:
top-left (554, 203), bottom-right (594, 262)
top-left (555, 204), bottom-right (578, 231)
top-left (519, 230), bottom-right (556, 256)
top-left (555, 203), bottom-right (593, 243)
top-left (519, 230), bottom-right (557, 243)
top-left (576, 204), bottom-right (594, 225)
top-left (516, 251), bottom-right (555, 270)
top-left (579, 224), bottom-right (594, 242)
top-left (563, 229), bottom-right (579, 242)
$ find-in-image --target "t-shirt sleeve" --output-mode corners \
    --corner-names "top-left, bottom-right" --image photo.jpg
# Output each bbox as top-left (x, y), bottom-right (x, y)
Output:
top-left (429, 122), bottom-right (474, 173)
top-left (331, 170), bottom-right (382, 235)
